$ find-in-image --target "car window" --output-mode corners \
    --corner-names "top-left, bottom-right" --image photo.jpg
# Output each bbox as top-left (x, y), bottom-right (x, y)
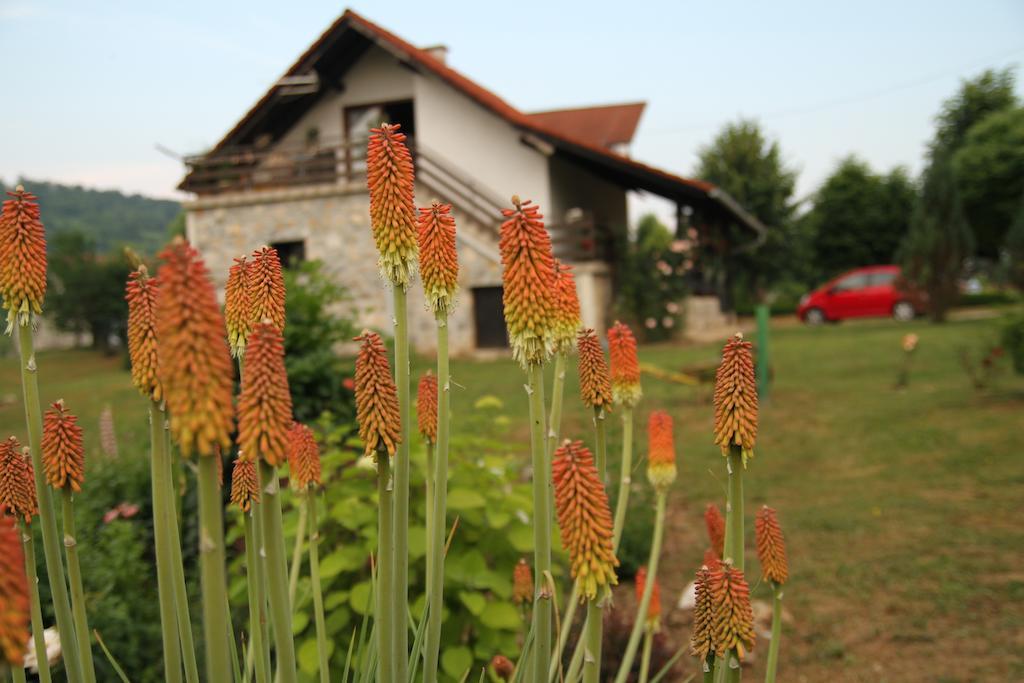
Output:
top-left (869, 271), bottom-right (897, 287)
top-left (833, 273), bottom-right (869, 292)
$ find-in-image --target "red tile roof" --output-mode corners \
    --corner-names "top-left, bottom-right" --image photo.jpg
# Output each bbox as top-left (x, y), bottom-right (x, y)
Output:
top-left (525, 103), bottom-right (646, 149)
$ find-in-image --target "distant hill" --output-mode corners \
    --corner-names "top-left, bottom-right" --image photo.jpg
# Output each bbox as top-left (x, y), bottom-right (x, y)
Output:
top-left (1, 179), bottom-right (181, 255)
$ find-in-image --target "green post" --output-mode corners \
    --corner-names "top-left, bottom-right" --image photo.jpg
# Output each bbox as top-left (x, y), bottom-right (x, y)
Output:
top-left (755, 304), bottom-right (771, 400)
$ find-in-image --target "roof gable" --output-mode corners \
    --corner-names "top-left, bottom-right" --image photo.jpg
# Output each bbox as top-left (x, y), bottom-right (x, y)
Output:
top-left (525, 103), bottom-right (645, 149)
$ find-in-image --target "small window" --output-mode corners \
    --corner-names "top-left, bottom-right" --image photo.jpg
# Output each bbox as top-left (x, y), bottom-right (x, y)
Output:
top-left (869, 271), bottom-right (897, 287)
top-left (472, 287), bottom-right (508, 349)
top-left (833, 273), bottom-right (869, 292)
top-left (271, 240), bottom-right (306, 268)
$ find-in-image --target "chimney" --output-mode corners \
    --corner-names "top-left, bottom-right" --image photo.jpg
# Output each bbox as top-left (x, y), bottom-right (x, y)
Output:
top-left (422, 44), bottom-right (448, 63)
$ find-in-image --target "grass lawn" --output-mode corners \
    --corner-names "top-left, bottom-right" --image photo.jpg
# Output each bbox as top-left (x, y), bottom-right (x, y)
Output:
top-left (2, 312), bottom-right (1020, 681)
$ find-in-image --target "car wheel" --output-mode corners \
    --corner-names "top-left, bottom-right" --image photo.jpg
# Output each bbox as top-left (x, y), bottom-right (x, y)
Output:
top-left (893, 301), bottom-right (915, 322)
top-left (804, 308), bottom-right (826, 326)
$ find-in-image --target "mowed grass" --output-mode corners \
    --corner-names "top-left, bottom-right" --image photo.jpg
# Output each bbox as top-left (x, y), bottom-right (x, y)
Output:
top-left (1, 314), bottom-right (1020, 681)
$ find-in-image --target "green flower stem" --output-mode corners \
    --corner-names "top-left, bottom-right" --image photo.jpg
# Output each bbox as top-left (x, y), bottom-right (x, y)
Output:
top-left (287, 501), bottom-right (308, 606)
top-left (714, 447), bottom-right (746, 683)
top-left (306, 491), bottom-right (329, 683)
top-left (198, 456), bottom-right (231, 683)
top-left (259, 461), bottom-right (297, 683)
top-left (424, 314), bottom-right (451, 683)
top-left (61, 489), bottom-right (96, 683)
top-left (553, 406), bottom-right (633, 683)
top-left (159, 412), bottom-right (200, 683)
top-left (392, 285), bottom-right (411, 680)
top-left (594, 406), bottom-right (608, 483)
top-left (424, 440), bottom-right (434, 593)
top-left (546, 351), bottom-right (570, 682)
top-left (243, 513), bottom-right (270, 683)
top-left (376, 452), bottom-right (395, 683)
top-left (638, 628), bottom-right (653, 683)
top-left (528, 362), bottom-right (552, 683)
top-left (16, 324), bottom-right (84, 683)
top-left (149, 403), bottom-right (183, 683)
top-left (764, 583), bottom-right (783, 683)
top-left (10, 659), bottom-right (25, 683)
top-left (582, 599), bottom-right (603, 683)
top-left (613, 493), bottom-right (667, 683)
top-left (19, 520), bottom-right (51, 683)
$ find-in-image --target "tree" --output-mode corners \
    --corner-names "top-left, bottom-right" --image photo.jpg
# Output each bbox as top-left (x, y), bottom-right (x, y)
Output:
top-left (899, 156), bottom-right (974, 322)
top-left (1005, 191), bottom-right (1024, 290)
top-left (695, 119), bottom-right (801, 300)
top-left (615, 214), bottom-right (687, 341)
top-left (48, 231), bottom-right (132, 350)
top-left (931, 68), bottom-right (1017, 156)
top-left (807, 156), bottom-right (916, 279)
top-left (952, 106), bottom-right (1024, 257)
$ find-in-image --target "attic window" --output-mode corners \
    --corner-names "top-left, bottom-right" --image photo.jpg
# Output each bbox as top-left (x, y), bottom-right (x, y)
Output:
top-left (271, 240), bottom-right (306, 268)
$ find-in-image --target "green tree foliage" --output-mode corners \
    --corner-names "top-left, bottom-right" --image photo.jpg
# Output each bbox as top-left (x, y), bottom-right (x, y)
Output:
top-left (1005, 192), bottom-right (1024, 289)
top-left (952, 107), bottom-right (1024, 257)
top-left (48, 231), bottom-right (133, 351)
top-left (1, 179), bottom-right (180, 254)
top-left (283, 260), bottom-right (358, 421)
top-left (931, 68), bottom-right (1017, 156)
top-left (615, 214), bottom-right (688, 341)
top-left (695, 119), bottom-right (802, 299)
top-left (899, 156), bottom-right (974, 322)
top-left (807, 156), bottom-right (917, 279)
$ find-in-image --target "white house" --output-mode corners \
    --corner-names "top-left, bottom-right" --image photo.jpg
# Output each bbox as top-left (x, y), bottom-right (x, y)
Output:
top-left (180, 9), bottom-right (763, 354)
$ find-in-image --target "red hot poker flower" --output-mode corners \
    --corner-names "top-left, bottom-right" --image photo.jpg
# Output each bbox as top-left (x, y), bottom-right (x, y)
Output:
top-left (499, 197), bottom-right (557, 368)
top-left (635, 565), bottom-right (661, 631)
top-left (0, 438), bottom-right (36, 522)
top-left (247, 247), bottom-right (286, 333)
top-left (689, 564), bottom-right (714, 661)
top-left (0, 513), bottom-right (30, 667)
top-left (416, 371), bottom-right (438, 443)
top-left (125, 265), bottom-right (162, 401)
top-left (490, 655), bottom-right (515, 682)
top-left (156, 238), bottom-right (235, 458)
top-left (512, 558), bottom-right (533, 605)
top-left (0, 186), bottom-right (47, 331)
top-left (288, 421), bottom-right (321, 490)
top-left (713, 333), bottom-right (758, 465)
top-left (646, 410), bottom-right (677, 493)
top-left (41, 400), bottom-right (85, 492)
top-left (417, 201), bottom-right (458, 315)
top-left (229, 458), bottom-right (260, 512)
top-left (705, 503), bottom-right (726, 559)
top-left (551, 260), bottom-right (581, 353)
top-left (552, 440), bottom-right (618, 601)
top-left (577, 328), bottom-right (613, 411)
top-left (224, 256), bottom-right (252, 357)
top-left (709, 561), bottom-right (756, 660)
top-left (755, 505), bottom-right (789, 586)
top-left (608, 321), bottom-right (642, 408)
top-left (354, 331), bottom-right (401, 459)
top-left (367, 124), bottom-right (418, 287)
top-left (238, 322), bottom-right (293, 467)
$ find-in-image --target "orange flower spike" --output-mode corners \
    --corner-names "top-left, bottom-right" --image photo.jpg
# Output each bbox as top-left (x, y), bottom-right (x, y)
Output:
top-left (0, 513), bottom-right (30, 667)
top-left (224, 256), bottom-right (252, 357)
top-left (229, 458), bottom-right (260, 512)
top-left (288, 421), bottom-right (321, 490)
top-left (237, 322), bottom-right (293, 467)
top-left (417, 201), bottom-right (459, 315)
top-left (551, 260), bottom-right (581, 353)
top-left (125, 265), bottom-right (162, 401)
top-left (713, 333), bottom-right (759, 465)
top-left (551, 440), bottom-right (619, 601)
top-left (354, 331), bottom-right (401, 459)
top-left (499, 196), bottom-right (558, 368)
top-left (247, 247), bottom-right (286, 332)
top-left (646, 410), bottom-right (677, 493)
top-left (416, 371), bottom-right (438, 443)
top-left (490, 655), bottom-right (515, 682)
top-left (689, 565), bottom-right (715, 661)
top-left (577, 328), bottom-right (613, 411)
top-left (0, 438), bottom-right (36, 522)
top-left (0, 186), bottom-right (47, 331)
top-left (755, 505), bottom-right (789, 586)
top-left (705, 503), bottom-right (726, 559)
top-left (512, 558), bottom-right (533, 606)
top-left (709, 561), bottom-right (756, 660)
top-left (635, 565), bottom-right (661, 631)
top-left (41, 400), bottom-right (85, 492)
top-left (608, 321), bottom-right (642, 408)
top-left (367, 124), bottom-right (418, 287)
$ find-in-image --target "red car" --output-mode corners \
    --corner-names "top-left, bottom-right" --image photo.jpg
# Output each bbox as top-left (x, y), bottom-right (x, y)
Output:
top-left (797, 265), bottom-right (923, 325)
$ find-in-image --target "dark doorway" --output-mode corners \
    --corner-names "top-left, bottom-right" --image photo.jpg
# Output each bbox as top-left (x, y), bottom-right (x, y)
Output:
top-left (472, 286), bottom-right (508, 349)
top-left (271, 240), bottom-right (306, 268)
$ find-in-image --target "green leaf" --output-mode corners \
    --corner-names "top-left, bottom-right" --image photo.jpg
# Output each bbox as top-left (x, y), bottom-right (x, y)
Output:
top-left (408, 524), bottom-right (427, 559)
top-left (508, 524), bottom-right (533, 553)
top-left (292, 609), bottom-right (309, 635)
top-left (448, 488), bottom-right (486, 510)
top-left (479, 602), bottom-right (521, 631)
top-left (441, 646), bottom-right (473, 678)
top-left (349, 580), bottom-right (373, 615)
top-left (486, 508), bottom-right (511, 529)
top-left (297, 637), bottom-right (333, 675)
top-left (459, 591), bottom-right (486, 616)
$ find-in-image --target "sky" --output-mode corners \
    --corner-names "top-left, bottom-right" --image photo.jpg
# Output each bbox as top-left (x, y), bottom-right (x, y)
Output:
top-left (2, 0), bottom-right (1023, 217)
